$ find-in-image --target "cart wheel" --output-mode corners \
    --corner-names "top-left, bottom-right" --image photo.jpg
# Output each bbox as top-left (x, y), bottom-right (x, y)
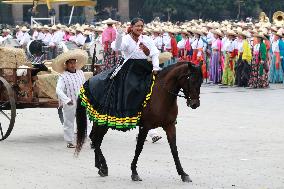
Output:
top-left (0, 76), bottom-right (16, 141)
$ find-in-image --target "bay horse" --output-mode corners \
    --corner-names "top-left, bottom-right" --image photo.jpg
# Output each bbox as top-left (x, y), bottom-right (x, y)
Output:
top-left (75, 61), bottom-right (203, 183)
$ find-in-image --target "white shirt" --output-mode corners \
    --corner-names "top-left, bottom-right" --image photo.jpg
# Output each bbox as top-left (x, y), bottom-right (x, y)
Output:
top-left (75, 33), bottom-right (86, 46)
top-left (0, 36), bottom-right (4, 45)
top-left (43, 33), bottom-right (52, 46)
top-left (153, 35), bottom-right (163, 50)
top-left (56, 70), bottom-right (85, 105)
top-left (162, 33), bottom-right (171, 50)
top-left (69, 35), bottom-right (76, 42)
top-left (16, 31), bottom-right (24, 42)
top-left (221, 36), bottom-right (228, 52)
top-left (272, 40), bottom-right (280, 53)
top-left (96, 34), bottom-right (103, 45)
top-left (19, 32), bottom-right (31, 46)
top-left (32, 30), bottom-right (39, 40)
top-left (111, 31), bottom-right (160, 71)
top-left (191, 38), bottom-right (198, 49)
top-left (224, 39), bottom-right (234, 52)
top-left (177, 38), bottom-right (186, 49)
top-left (237, 39), bottom-right (244, 53)
top-left (253, 44), bottom-right (260, 53)
top-left (206, 32), bottom-right (214, 44)
top-left (49, 31), bottom-right (63, 46)
top-left (37, 32), bottom-right (45, 40)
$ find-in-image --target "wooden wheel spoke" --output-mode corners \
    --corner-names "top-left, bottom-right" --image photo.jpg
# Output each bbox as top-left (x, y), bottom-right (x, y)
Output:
top-left (0, 110), bottom-right (11, 121)
top-left (0, 76), bottom-right (16, 141)
top-left (0, 123), bottom-right (4, 138)
top-left (0, 101), bottom-right (9, 108)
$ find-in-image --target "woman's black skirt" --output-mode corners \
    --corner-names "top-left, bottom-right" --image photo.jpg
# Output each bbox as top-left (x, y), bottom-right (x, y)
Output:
top-left (79, 59), bottom-right (155, 131)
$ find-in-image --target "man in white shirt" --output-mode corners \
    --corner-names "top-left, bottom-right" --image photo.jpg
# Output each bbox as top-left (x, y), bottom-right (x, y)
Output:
top-left (75, 28), bottom-right (86, 46)
top-left (37, 27), bottom-right (45, 41)
top-left (152, 30), bottom-right (163, 51)
top-left (42, 26), bottom-right (52, 46)
top-left (19, 26), bottom-right (31, 47)
top-left (15, 26), bottom-right (24, 42)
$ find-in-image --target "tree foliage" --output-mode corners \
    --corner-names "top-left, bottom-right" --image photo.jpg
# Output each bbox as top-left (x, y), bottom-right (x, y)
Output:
top-left (142, 0), bottom-right (284, 22)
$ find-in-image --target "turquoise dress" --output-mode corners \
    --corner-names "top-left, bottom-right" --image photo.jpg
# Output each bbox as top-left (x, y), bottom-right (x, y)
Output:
top-left (279, 39), bottom-right (284, 74)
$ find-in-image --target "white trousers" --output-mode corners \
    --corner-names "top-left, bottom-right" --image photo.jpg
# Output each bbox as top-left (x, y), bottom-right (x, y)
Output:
top-left (63, 103), bottom-right (76, 143)
top-left (148, 128), bottom-right (159, 138)
top-left (63, 102), bottom-right (92, 143)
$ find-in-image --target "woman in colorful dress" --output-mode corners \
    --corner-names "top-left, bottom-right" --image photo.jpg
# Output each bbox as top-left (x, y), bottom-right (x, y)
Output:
top-left (279, 35), bottom-right (284, 77)
top-left (78, 18), bottom-right (161, 132)
top-left (209, 29), bottom-right (223, 84)
top-left (222, 30), bottom-right (237, 86)
top-left (235, 30), bottom-right (252, 87)
top-left (248, 33), bottom-right (269, 88)
top-left (269, 30), bottom-right (283, 83)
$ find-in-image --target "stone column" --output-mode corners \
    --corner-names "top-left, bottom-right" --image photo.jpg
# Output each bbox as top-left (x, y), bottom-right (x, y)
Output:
top-left (84, 7), bottom-right (95, 24)
top-left (12, 4), bottom-right (23, 24)
top-left (53, 4), bottom-right (60, 23)
top-left (118, 0), bottom-right (129, 22)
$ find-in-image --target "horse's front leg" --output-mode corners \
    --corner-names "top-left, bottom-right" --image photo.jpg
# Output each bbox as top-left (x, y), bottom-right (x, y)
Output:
top-left (164, 124), bottom-right (192, 182)
top-left (131, 126), bottom-right (148, 181)
top-left (90, 125), bottom-right (109, 177)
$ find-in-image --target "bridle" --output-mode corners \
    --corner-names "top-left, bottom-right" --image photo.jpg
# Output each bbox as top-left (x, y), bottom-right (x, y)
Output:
top-left (159, 63), bottom-right (197, 101)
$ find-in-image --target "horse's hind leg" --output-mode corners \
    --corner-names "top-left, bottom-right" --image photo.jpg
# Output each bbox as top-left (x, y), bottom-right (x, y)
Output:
top-left (90, 125), bottom-right (109, 177)
top-left (163, 124), bottom-right (192, 183)
top-left (131, 126), bottom-right (148, 181)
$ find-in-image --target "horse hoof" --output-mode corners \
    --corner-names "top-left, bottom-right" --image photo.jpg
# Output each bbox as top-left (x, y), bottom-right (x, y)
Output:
top-left (181, 175), bottom-right (192, 183)
top-left (131, 174), bottom-right (142, 181)
top-left (98, 169), bottom-right (108, 177)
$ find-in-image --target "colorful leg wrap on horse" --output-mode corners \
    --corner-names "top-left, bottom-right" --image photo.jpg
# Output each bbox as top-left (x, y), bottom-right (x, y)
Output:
top-left (79, 75), bottom-right (155, 130)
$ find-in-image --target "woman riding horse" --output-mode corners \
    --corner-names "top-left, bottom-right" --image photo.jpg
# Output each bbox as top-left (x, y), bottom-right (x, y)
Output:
top-left (75, 18), bottom-right (203, 183)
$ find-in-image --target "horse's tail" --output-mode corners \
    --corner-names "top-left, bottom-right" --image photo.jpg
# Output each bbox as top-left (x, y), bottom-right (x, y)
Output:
top-left (75, 97), bottom-right (88, 156)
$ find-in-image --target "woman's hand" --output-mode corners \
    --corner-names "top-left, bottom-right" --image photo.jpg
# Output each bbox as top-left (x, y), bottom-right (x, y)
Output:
top-left (139, 42), bottom-right (150, 56)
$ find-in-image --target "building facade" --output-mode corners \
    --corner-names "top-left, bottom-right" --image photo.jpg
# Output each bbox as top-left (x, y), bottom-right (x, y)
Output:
top-left (0, 0), bottom-right (148, 25)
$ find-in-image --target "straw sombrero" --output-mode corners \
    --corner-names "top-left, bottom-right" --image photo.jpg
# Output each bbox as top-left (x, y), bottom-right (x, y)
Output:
top-left (255, 33), bottom-right (268, 40)
top-left (102, 18), bottom-right (118, 25)
top-left (51, 25), bottom-right (57, 30)
top-left (211, 29), bottom-right (223, 37)
top-left (158, 52), bottom-right (172, 64)
top-left (52, 49), bottom-right (88, 73)
top-left (192, 29), bottom-right (204, 36)
top-left (21, 26), bottom-right (30, 32)
top-left (225, 29), bottom-right (237, 36)
top-left (274, 30), bottom-right (283, 38)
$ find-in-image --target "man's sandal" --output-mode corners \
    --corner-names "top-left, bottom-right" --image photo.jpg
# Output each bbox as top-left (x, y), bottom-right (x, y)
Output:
top-left (67, 143), bottom-right (75, 148)
top-left (152, 136), bottom-right (162, 143)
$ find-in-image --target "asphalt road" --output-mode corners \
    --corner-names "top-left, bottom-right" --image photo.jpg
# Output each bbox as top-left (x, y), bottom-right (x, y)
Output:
top-left (1, 84), bottom-right (284, 189)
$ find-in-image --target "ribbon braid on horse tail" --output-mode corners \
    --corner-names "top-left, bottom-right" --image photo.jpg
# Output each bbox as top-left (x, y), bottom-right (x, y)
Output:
top-left (75, 61), bottom-right (203, 183)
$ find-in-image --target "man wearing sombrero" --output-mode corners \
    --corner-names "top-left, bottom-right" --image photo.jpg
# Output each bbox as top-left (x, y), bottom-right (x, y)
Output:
top-left (19, 26), bottom-right (31, 48)
top-left (54, 49), bottom-right (88, 148)
top-left (102, 18), bottom-right (118, 51)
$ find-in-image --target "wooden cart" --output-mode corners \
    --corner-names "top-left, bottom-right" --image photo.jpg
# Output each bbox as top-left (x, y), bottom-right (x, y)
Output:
top-left (0, 67), bottom-right (58, 141)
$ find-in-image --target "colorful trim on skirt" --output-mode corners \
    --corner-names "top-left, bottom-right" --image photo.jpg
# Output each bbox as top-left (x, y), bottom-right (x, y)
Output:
top-left (79, 75), bottom-right (156, 130)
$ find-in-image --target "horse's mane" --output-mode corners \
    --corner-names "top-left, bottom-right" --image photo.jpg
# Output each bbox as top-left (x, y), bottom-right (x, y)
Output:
top-left (158, 61), bottom-right (188, 78)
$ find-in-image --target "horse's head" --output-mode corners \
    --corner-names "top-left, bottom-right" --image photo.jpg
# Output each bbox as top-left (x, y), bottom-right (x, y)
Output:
top-left (177, 62), bottom-right (203, 109)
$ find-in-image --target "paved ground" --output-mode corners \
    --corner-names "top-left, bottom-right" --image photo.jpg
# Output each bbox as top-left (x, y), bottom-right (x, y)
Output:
top-left (1, 84), bottom-right (284, 189)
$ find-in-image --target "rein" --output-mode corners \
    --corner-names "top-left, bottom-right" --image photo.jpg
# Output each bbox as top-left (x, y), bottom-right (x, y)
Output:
top-left (160, 80), bottom-right (187, 99)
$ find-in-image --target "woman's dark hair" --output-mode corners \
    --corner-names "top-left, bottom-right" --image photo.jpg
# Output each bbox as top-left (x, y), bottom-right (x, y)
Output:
top-left (128, 18), bottom-right (144, 34)
top-left (130, 18), bottom-right (144, 26)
